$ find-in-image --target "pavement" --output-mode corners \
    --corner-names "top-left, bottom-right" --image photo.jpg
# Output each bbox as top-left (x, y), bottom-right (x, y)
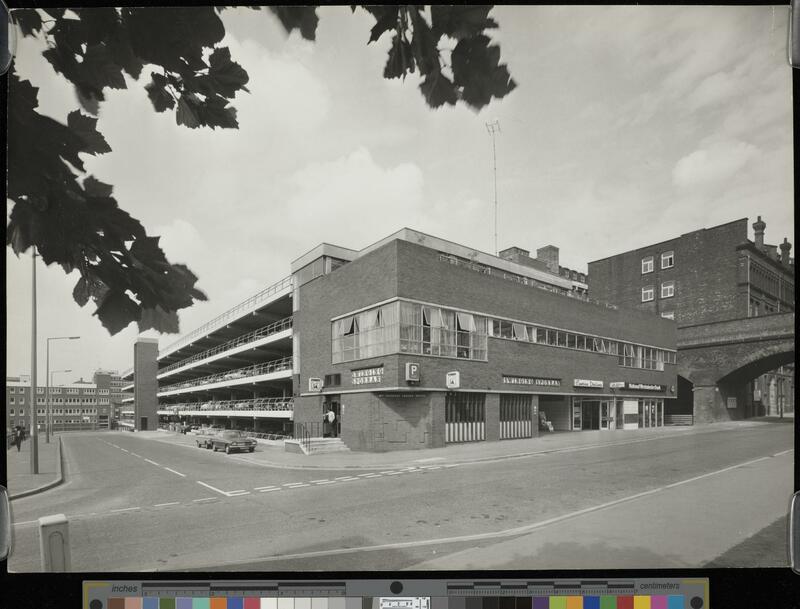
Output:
top-left (6, 419), bottom-right (793, 572)
top-left (5, 433), bottom-right (62, 498)
top-left (145, 418), bottom-right (787, 470)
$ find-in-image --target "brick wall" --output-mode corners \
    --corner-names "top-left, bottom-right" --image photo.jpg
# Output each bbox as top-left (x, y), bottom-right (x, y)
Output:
top-left (588, 219), bottom-right (749, 326)
top-left (133, 339), bottom-right (159, 431)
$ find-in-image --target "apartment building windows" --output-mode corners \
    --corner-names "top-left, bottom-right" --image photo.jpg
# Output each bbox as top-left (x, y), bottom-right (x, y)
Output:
top-left (641, 256), bottom-right (654, 274)
top-left (641, 286), bottom-right (655, 302)
top-left (661, 251), bottom-right (674, 269)
top-left (661, 281), bottom-right (675, 299)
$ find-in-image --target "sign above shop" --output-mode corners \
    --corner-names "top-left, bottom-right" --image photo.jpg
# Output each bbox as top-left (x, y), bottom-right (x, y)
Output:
top-left (574, 379), bottom-right (603, 388)
top-left (626, 382), bottom-right (666, 392)
top-left (377, 392), bottom-right (425, 399)
top-left (405, 362), bottom-right (420, 383)
top-left (446, 371), bottom-right (460, 389)
top-left (503, 376), bottom-right (561, 387)
top-left (308, 378), bottom-right (323, 392)
top-left (609, 381), bottom-right (625, 389)
top-left (352, 366), bottom-right (384, 385)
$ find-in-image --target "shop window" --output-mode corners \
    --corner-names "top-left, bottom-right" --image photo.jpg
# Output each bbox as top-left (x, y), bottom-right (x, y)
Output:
top-left (641, 286), bottom-right (654, 302)
top-left (661, 251), bottom-right (674, 269)
top-left (642, 256), bottom-right (654, 274)
top-left (661, 281), bottom-right (675, 299)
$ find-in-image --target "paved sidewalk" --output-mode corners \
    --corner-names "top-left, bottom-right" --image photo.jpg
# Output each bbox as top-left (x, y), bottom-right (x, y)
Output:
top-left (6, 433), bottom-right (61, 496)
top-left (139, 418), bottom-right (779, 470)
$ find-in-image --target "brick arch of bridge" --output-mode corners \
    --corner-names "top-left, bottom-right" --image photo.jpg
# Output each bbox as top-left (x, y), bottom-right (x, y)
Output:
top-left (678, 338), bottom-right (794, 423)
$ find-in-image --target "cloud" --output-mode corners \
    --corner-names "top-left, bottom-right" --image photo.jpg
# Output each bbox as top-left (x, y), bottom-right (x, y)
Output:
top-left (284, 147), bottom-right (425, 249)
top-left (672, 141), bottom-right (761, 190)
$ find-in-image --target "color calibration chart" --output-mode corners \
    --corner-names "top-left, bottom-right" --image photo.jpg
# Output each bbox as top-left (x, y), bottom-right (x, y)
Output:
top-left (83, 580), bottom-right (710, 609)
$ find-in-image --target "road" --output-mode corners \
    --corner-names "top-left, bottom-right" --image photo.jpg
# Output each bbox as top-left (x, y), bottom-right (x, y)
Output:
top-left (7, 422), bottom-right (793, 571)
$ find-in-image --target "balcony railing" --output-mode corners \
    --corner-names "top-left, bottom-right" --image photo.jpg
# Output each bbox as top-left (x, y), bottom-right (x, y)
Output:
top-left (159, 397), bottom-right (294, 413)
top-left (159, 275), bottom-right (293, 359)
top-left (158, 317), bottom-right (293, 376)
top-left (158, 356), bottom-right (293, 394)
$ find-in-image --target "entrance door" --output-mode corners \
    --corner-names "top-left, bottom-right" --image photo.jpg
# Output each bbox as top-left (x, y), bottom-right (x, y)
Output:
top-left (600, 401), bottom-right (610, 430)
top-left (139, 416), bottom-right (148, 431)
top-left (572, 403), bottom-right (582, 430)
top-left (323, 397), bottom-right (341, 437)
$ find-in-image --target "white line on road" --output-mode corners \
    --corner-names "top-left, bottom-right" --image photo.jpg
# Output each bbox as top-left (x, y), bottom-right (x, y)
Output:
top-left (309, 479), bottom-right (330, 483)
top-left (335, 476), bottom-right (358, 481)
top-left (110, 507), bottom-right (140, 513)
top-left (380, 471), bottom-right (398, 475)
top-left (193, 497), bottom-right (217, 503)
top-left (120, 448), bottom-right (129, 453)
top-left (773, 448), bottom-right (794, 457)
top-left (385, 472), bottom-right (405, 476)
top-left (259, 488), bottom-right (281, 493)
top-left (130, 452), bottom-right (142, 458)
top-left (154, 502), bottom-right (180, 507)
top-left (284, 482), bottom-right (307, 487)
top-left (254, 486), bottom-right (280, 490)
top-left (227, 491), bottom-right (251, 496)
top-left (197, 481), bottom-right (233, 496)
top-left (214, 449), bottom-right (791, 566)
top-left (163, 467), bottom-right (186, 477)
top-left (315, 480), bottom-right (337, 485)
top-left (362, 473), bottom-right (382, 478)
top-left (144, 458), bottom-right (160, 466)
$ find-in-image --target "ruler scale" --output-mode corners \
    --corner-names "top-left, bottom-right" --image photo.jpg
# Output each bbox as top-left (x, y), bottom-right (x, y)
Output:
top-left (85, 580), bottom-right (708, 609)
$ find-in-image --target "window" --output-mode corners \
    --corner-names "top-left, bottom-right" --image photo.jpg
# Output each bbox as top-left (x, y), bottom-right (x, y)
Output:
top-left (9, 397), bottom-right (14, 405)
top-left (67, 388), bottom-right (79, 394)
top-left (9, 409), bottom-right (14, 416)
top-left (36, 387), bottom-right (44, 394)
top-left (641, 286), bottom-right (654, 302)
top-left (642, 256), bottom-right (654, 274)
top-left (52, 388), bottom-right (62, 394)
top-left (19, 409), bottom-right (24, 416)
top-left (324, 373), bottom-right (341, 387)
top-left (661, 251), bottom-right (674, 269)
top-left (511, 323), bottom-right (528, 341)
top-left (19, 397), bottom-right (25, 405)
top-left (661, 281), bottom-right (675, 299)
top-left (661, 311), bottom-right (675, 320)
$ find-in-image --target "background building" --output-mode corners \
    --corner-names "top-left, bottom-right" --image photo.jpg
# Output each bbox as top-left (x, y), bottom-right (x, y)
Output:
top-left (587, 217), bottom-right (794, 420)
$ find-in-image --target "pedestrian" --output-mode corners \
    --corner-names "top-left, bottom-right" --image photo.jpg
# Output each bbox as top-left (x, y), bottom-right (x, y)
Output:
top-left (325, 407), bottom-right (336, 437)
top-left (15, 427), bottom-right (25, 452)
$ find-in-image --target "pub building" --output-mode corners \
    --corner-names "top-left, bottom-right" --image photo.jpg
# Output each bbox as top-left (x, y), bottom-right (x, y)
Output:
top-left (292, 229), bottom-right (676, 451)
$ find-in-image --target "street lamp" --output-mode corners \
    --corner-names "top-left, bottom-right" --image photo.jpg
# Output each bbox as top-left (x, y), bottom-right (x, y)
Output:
top-left (46, 336), bottom-right (80, 444)
top-left (49, 369), bottom-right (71, 436)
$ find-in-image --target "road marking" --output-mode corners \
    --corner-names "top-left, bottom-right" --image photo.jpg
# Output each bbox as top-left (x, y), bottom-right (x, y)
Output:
top-left (414, 457), bottom-right (445, 463)
top-left (130, 452), bottom-right (142, 458)
top-left (163, 467), bottom-right (186, 477)
top-left (193, 497), bottom-right (217, 503)
top-left (385, 471), bottom-right (405, 476)
top-left (144, 458), bottom-right (160, 466)
top-left (197, 481), bottom-right (232, 496)
top-left (284, 482), bottom-right (307, 487)
top-left (362, 473), bottom-right (381, 478)
top-left (227, 491), bottom-right (251, 496)
top-left (110, 507), bottom-right (140, 513)
top-left (154, 502), bottom-right (180, 507)
top-left (309, 479), bottom-right (330, 483)
top-left (773, 448), bottom-right (794, 457)
top-left (254, 485), bottom-right (280, 491)
top-left (334, 476), bottom-right (353, 480)
top-left (315, 480), bottom-right (337, 485)
top-left (120, 448), bottom-right (129, 453)
top-left (211, 449), bottom-right (790, 567)
top-left (380, 471), bottom-right (398, 475)
top-left (259, 488), bottom-right (281, 493)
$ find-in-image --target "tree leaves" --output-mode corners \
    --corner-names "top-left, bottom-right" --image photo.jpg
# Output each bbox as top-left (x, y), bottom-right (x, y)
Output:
top-left (420, 71), bottom-right (458, 108)
top-left (430, 6), bottom-right (498, 40)
top-left (206, 48), bottom-right (250, 98)
top-left (451, 35), bottom-right (516, 108)
top-left (145, 73), bottom-right (176, 112)
top-left (13, 9), bottom-right (43, 36)
top-left (67, 111), bottom-right (112, 156)
top-left (269, 7), bottom-right (319, 41)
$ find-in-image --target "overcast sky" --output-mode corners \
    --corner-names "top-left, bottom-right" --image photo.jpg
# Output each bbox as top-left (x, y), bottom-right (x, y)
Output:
top-left (6, 5), bottom-right (794, 384)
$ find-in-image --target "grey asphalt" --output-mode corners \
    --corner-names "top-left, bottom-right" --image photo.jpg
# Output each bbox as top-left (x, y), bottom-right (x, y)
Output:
top-left (6, 421), bottom-right (793, 571)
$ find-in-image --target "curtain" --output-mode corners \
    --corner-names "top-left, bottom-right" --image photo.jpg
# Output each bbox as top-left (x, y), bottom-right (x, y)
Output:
top-left (511, 322), bottom-right (527, 341)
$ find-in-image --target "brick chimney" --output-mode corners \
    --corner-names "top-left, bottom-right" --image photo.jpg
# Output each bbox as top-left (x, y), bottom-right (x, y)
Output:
top-left (536, 245), bottom-right (560, 275)
top-left (752, 216), bottom-right (766, 250)
top-left (779, 237), bottom-right (792, 267)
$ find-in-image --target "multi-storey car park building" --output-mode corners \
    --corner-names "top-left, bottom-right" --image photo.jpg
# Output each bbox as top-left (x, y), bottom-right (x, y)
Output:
top-left (587, 216), bottom-right (794, 421)
top-left (5, 373), bottom-right (114, 433)
top-left (126, 228), bottom-right (677, 452)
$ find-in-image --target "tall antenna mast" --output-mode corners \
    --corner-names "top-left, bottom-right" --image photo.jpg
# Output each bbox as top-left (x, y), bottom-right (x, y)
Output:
top-left (486, 119), bottom-right (501, 256)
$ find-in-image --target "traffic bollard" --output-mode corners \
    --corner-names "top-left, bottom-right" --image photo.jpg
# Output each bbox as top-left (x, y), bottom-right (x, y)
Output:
top-left (38, 513), bottom-right (71, 571)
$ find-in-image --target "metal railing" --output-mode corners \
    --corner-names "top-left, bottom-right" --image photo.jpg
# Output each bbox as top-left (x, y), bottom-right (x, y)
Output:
top-left (294, 421), bottom-right (322, 453)
top-left (158, 397), bottom-right (294, 413)
top-left (158, 356), bottom-right (293, 394)
top-left (158, 317), bottom-right (293, 376)
top-left (664, 414), bottom-right (694, 426)
top-left (159, 275), bottom-right (293, 359)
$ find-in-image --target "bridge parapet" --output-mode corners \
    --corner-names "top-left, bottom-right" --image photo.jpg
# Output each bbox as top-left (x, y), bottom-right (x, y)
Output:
top-left (678, 312), bottom-right (794, 349)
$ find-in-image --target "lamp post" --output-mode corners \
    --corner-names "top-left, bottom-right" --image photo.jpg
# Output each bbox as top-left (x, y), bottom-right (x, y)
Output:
top-left (30, 248), bottom-right (38, 474)
top-left (46, 336), bottom-right (80, 443)
top-left (49, 369), bottom-right (72, 437)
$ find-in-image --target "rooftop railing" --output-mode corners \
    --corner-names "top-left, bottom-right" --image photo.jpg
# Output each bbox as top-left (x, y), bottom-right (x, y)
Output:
top-left (159, 275), bottom-right (294, 359)
top-left (158, 317), bottom-right (293, 377)
top-left (158, 397), bottom-right (294, 412)
top-left (158, 356), bottom-right (293, 394)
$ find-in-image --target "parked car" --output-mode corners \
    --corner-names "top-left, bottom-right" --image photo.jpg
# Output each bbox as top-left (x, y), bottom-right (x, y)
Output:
top-left (195, 427), bottom-right (223, 448)
top-left (210, 430), bottom-right (257, 454)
